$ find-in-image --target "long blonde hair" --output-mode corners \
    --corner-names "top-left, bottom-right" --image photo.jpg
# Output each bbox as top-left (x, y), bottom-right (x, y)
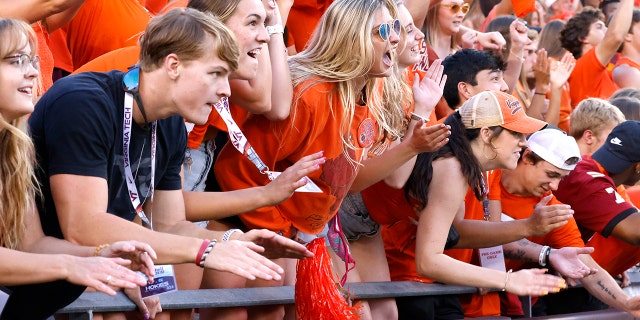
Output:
top-left (289, 0), bottom-right (406, 162)
top-left (0, 18), bottom-right (39, 249)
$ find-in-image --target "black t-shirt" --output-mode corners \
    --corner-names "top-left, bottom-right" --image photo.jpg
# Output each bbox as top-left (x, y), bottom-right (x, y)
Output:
top-left (29, 70), bottom-right (186, 238)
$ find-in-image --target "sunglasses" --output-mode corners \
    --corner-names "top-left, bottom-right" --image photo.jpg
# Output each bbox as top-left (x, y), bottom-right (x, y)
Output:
top-left (440, 2), bottom-right (471, 14)
top-left (376, 19), bottom-right (401, 41)
top-left (3, 54), bottom-right (40, 74)
top-left (123, 65), bottom-right (141, 94)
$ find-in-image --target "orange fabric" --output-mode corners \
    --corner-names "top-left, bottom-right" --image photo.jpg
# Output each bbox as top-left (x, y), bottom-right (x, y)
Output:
top-left (568, 47), bottom-right (619, 108)
top-left (480, 6), bottom-right (498, 32)
top-left (626, 185), bottom-right (640, 208)
top-left (64, 0), bottom-right (150, 69)
top-left (511, 0), bottom-right (536, 18)
top-left (615, 56), bottom-right (640, 69)
top-left (586, 232), bottom-right (640, 276)
top-left (48, 29), bottom-right (74, 73)
top-left (158, 0), bottom-right (186, 14)
top-left (215, 80), bottom-right (377, 236)
top-left (287, 0), bottom-right (334, 52)
top-left (144, 0), bottom-right (169, 15)
top-left (557, 84), bottom-right (572, 132)
top-left (72, 46), bottom-right (140, 74)
top-left (32, 23), bottom-right (54, 94)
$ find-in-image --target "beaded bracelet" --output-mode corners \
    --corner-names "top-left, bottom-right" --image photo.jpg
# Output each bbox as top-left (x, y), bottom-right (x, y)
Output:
top-left (222, 229), bottom-right (243, 242)
top-left (199, 240), bottom-right (217, 268)
top-left (94, 244), bottom-right (110, 257)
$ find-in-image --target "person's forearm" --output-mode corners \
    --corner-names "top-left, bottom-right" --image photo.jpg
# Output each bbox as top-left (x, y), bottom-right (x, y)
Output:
top-left (453, 220), bottom-right (530, 248)
top-left (351, 138), bottom-right (418, 192)
top-left (580, 255), bottom-right (630, 312)
top-left (183, 187), bottom-right (272, 221)
top-left (502, 238), bottom-right (542, 263)
top-left (23, 235), bottom-right (93, 257)
top-left (262, 32), bottom-right (292, 120)
top-left (63, 211), bottom-right (201, 266)
top-left (543, 86), bottom-right (561, 126)
top-left (0, 248), bottom-right (74, 285)
top-left (0, 0), bottom-right (84, 23)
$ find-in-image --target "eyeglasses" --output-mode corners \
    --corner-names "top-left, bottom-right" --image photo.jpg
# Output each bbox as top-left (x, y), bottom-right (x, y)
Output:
top-left (440, 2), bottom-right (471, 14)
top-left (376, 19), bottom-right (401, 41)
top-left (2, 54), bottom-right (40, 74)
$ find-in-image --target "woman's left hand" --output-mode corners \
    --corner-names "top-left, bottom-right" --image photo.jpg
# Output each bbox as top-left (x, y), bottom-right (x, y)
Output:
top-left (98, 240), bottom-right (157, 281)
top-left (123, 286), bottom-right (163, 319)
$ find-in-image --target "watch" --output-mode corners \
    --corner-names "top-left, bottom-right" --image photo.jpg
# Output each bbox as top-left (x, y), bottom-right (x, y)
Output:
top-left (266, 24), bottom-right (284, 36)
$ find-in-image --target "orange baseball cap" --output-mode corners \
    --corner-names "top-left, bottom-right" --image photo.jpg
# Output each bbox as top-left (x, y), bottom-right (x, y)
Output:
top-left (458, 90), bottom-right (547, 134)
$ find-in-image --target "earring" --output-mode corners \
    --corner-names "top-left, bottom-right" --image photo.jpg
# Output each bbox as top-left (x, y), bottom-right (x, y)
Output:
top-left (482, 143), bottom-right (498, 161)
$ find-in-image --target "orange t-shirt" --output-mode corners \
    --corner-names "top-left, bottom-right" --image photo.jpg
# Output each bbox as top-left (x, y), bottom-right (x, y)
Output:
top-left (72, 46), bottom-right (140, 74)
top-left (287, 0), bottom-right (333, 52)
top-left (615, 56), bottom-right (640, 69)
top-left (158, 0), bottom-right (186, 14)
top-left (48, 29), bottom-right (74, 73)
top-left (557, 84), bottom-right (572, 133)
top-left (64, 0), bottom-right (150, 69)
top-left (215, 80), bottom-right (377, 236)
top-left (144, 0), bottom-right (169, 15)
top-left (568, 47), bottom-right (619, 108)
top-left (32, 22), bottom-right (55, 94)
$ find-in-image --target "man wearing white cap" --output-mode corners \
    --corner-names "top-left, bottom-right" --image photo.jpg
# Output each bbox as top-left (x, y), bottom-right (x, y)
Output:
top-left (497, 128), bottom-right (640, 317)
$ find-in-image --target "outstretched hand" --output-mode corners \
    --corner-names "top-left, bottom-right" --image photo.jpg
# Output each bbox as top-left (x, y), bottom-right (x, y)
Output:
top-left (203, 239), bottom-right (286, 281)
top-left (506, 268), bottom-right (566, 296)
top-left (405, 123), bottom-right (451, 154)
top-left (548, 247), bottom-right (597, 286)
top-left (263, 151), bottom-right (325, 206)
top-left (123, 286), bottom-right (162, 320)
top-left (238, 229), bottom-right (313, 259)
top-left (66, 256), bottom-right (148, 296)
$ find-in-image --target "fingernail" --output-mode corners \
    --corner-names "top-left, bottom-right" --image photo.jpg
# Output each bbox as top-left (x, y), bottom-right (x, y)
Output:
top-left (145, 314), bottom-right (150, 320)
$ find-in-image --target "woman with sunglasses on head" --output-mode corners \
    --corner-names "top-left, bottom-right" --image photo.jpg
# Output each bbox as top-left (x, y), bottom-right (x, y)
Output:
top-left (213, 0), bottom-right (433, 317)
top-left (335, 0), bottom-right (452, 318)
top-left (0, 18), bottom-right (158, 320)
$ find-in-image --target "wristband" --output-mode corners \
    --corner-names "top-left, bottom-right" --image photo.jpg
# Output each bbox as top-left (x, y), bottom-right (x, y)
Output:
top-left (222, 229), bottom-right (243, 242)
top-left (195, 239), bottom-right (211, 266)
top-left (266, 24), bottom-right (284, 36)
top-left (544, 247), bottom-right (552, 267)
top-left (199, 240), bottom-right (217, 268)
top-left (94, 244), bottom-right (110, 257)
top-left (410, 112), bottom-right (429, 123)
top-left (538, 245), bottom-right (550, 267)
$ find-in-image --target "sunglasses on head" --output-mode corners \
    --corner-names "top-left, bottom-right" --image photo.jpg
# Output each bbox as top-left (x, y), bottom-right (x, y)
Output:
top-left (440, 2), bottom-right (470, 14)
top-left (376, 19), bottom-right (401, 41)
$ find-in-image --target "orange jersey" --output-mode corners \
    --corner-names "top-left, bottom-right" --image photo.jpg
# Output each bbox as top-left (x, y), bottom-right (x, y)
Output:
top-left (158, 0), bottom-right (186, 14)
top-left (568, 47), bottom-right (619, 108)
top-left (64, 0), bottom-right (150, 69)
top-left (215, 80), bottom-right (377, 236)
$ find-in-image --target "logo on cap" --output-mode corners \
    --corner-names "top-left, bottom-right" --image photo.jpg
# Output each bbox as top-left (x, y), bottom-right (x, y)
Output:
top-left (610, 137), bottom-right (623, 146)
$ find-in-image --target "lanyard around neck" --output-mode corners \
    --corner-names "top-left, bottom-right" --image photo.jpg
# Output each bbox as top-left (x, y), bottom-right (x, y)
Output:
top-left (213, 97), bottom-right (269, 173)
top-left (123, 92), bottom-right (157, 228)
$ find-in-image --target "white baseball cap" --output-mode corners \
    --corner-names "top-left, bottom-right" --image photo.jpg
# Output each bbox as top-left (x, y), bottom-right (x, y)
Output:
top-left (527, 129), bottom-right (581, 170)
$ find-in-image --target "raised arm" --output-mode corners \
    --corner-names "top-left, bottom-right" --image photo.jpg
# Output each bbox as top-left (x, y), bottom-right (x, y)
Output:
top-left (595, 0), bottom-right (634, 67)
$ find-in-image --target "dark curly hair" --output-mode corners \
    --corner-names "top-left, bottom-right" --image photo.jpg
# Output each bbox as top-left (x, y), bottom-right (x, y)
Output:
top-left (560, 7), bottom-right (605, 59)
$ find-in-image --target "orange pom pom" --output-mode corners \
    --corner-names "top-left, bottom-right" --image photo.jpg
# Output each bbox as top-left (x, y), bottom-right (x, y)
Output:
top-left (295, 238), bottom-right (360, 320)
